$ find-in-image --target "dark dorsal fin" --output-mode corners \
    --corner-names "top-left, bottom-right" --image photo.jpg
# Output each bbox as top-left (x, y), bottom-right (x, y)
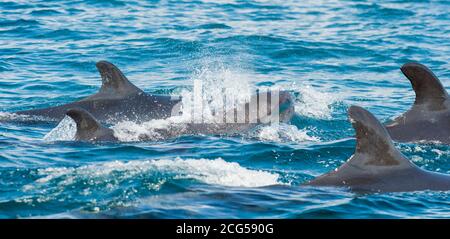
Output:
top-left (94, 61), bottom-right (143, 97)
top-left (401, 62), bottom-right (448, 107)
top-left (346, 106), bottom-right (413, 168)
top-left (304, 106), bottom-right (416, 187)
top-left (66, 108), bottom-right (102, 138)
top-left (66, 108), bottom-right (112, 141)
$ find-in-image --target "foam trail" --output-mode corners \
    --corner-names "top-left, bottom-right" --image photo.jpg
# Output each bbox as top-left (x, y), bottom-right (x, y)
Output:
top-left (24, 158), bottom-right (281, 191)
top-left (0, 112), bottom-right (21, 121)
top-left (254, 83), bottom-right (341, 120)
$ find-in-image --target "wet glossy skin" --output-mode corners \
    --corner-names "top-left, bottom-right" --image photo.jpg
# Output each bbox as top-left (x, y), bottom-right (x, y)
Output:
top-left (16, 92), bottom-right (181, 124)
top-left (305, 106), bottom-right (450, 193)
top-left (384, 63), bottom-right (450, 144)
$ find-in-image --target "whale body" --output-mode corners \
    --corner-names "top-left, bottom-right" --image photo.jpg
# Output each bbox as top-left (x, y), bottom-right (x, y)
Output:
top-left (64, 88), bottom-right (295, 141)
top-left (13, 61), bottom-right (181, 124)
top-left (385, 62), bottom-right (450, 144)
top-left (11, 61), bottom-right (295, 126)
top-left (305, 105), bottom-right (450, 193)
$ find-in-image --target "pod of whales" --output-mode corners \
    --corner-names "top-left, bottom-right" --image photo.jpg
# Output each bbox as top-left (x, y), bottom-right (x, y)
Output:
top-left (63, 78), bottom-right (296, 140)
top-left (305, 105), bottom-right (450, 193)
top-left (65, 106), bottom-right (289, 141)
top-left (385, 62), bottom-right (449, 144)
top-left (13, 61), bottom-right (181, 123)
top-left (4, 60), bottom-right (450, 193)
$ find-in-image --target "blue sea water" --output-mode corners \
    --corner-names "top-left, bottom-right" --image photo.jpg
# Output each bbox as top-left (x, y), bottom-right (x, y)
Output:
top-left (0, 0), bottom-right (450, 219)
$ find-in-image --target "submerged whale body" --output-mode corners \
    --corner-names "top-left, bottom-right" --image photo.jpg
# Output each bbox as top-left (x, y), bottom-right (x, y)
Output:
top-left (64, 108), bottom-right (253, 141)
top-left (65, 89), bottom-right (295, 141)
top-left (305, 105), bottom-right (450, 193)
top-left (385, 62), bottom-right (450, 144)
top-left (13, 61), bottom-right (181, 123)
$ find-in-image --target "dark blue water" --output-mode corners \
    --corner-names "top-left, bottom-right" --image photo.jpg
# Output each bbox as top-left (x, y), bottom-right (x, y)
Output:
top-left (1, 0), bottom-right (450, 218)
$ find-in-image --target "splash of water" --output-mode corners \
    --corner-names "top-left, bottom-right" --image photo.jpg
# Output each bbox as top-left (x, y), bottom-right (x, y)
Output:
top-left (179, 62), bottom-right (253, 123)
top-left (43, 116), bottom-right (76, 141)
top-left (112, 62), bottom-right (257, 141)
top-left (292, 84), bottom-right (341, 120)
top-left (112, 116), bottom-right (188, 142)
top-left (43, 64), bottom-right (336, 143)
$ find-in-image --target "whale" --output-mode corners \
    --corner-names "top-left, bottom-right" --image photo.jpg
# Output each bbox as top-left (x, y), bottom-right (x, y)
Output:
top-left (11, 61), bottom-right (181, 124)
top-left (66, 108), bottom-right (116, 141)
top-left (385, 62), bottom-right (449, 144)
top-left (64, 89), bottom-right (295, 141)
top-left (304, 105), bottom-right (450, 193)
top-left (65, 108), bottom-right (256, 141)
top-left (9, 61), bottom-right (295, 126)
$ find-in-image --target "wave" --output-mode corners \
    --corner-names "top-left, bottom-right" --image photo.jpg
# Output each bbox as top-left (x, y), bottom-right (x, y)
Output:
top-left (23, 158), bottom-right (281, 193)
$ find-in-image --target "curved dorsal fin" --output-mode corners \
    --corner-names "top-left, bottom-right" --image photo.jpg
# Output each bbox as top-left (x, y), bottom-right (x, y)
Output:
top-left (66, 108), bottom-right (111, 140)
top-left (94, 61), bottom-right (143, 97)
top-left (305, 106), bottom-right (415, 187)
top-left (347, 106), bottom-right (413, 168)
top-left (401, 62), bottom-right (448, 107)
top-left (66, 108), bottom-right (102, 138)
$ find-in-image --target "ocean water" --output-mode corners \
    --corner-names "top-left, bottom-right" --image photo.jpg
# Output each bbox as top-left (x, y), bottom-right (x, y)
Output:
top-left (0, 0), bottom-right (449, 219)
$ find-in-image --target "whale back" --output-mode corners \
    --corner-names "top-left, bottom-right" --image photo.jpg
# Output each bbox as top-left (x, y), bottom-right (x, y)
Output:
top-left (13, 61), bottom-right (181, 123)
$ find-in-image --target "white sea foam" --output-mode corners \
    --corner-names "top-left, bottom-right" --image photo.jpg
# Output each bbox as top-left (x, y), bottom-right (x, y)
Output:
top-left (43, 116), bottom-right (76, 141)
top-left (0, 112), bottom-right (20, 120)
top-left (255, 124), bottom-right (320, 143)
top-left (0, 111), bottom-right (50, 122)
top-left (291, 84), bottom-right (341, 120)
top-left (432, 149), bottom-right (450, 159)
top-left (112, 116), bottom-right (188, 142)
top-left (25, 158), bottom-right (281, 190)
